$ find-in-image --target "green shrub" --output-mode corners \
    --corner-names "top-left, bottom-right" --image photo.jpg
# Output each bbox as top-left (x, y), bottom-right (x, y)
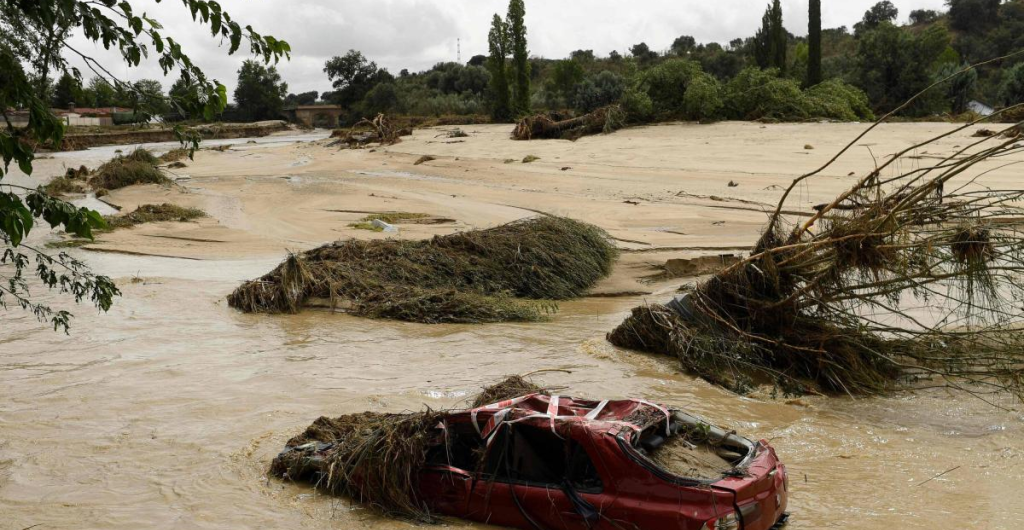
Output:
top-left (804, 79), bottom-right (874, 121)
top-left (361, 82), bottom-right (401, 115)
top-left (999, 62), bottom-right (1024, 107)
top-left (620, 87), bottom-right (654, 122)
top-left (724, 67), bottom-right (808, 121)
top-left (639, 59), bottom-right (703, 119)
top-left (402, 93), bottom-right (485, 117)
top-left (573, 71), bottom-right (625, 114)
top-left (683, 72), bottom-right (724, 122)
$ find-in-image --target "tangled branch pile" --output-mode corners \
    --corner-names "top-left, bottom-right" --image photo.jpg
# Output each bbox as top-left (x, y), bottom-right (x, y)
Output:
top-left (512, 105), bottom-right (625, 141)
top-left (468, 375), bottom-right (545, 408)
top-left (269, 375), bottom-right (545, 521)
top-left (610, 114), bottom-right (1024, 400)
top-left (270, 410), bottom-right (447, 521)
top-left (358, 113), bottom-right (406, 145)
top-left (228, 217), bottom-right (616, 323)
top-left (333, 113), bottom-right (413, 147)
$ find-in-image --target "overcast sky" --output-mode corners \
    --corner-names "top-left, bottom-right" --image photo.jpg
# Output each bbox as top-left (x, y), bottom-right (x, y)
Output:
top-left (66, 0), bottom-right (948, 100)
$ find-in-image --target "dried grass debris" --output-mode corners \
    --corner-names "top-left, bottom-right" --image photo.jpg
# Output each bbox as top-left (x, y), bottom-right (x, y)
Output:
top-left (270, 375), bottom-right (552, 521)
top-left (104, 203), bottom-right (206, 230)
top-left (270, 410), bottom-right (447, 522)
top-left (469, 375), bottom-right (545, 408)
top-left (42, 176), bottom-right (87, 196)
top-left (229, 216), bottom-right (616, 323)
top-left (89, 149), bottom-right (169, 190)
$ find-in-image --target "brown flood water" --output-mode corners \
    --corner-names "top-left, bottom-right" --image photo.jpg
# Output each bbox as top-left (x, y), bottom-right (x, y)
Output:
top-left (3, 127), bottom-right (1023, 529)
top-left (3, 260), bottom-right (1021, 530)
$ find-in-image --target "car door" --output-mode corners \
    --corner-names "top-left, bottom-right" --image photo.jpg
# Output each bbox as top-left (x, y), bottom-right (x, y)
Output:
top-left (465, 424), bottom-right (609, 530)
top-left (418, 423), bottom-right (483, 516)
top-left (419, 465), bottom-right (473, 515)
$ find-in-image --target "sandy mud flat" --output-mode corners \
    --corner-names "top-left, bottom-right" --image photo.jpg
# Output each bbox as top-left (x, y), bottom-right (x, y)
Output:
top-left (2, 122), bottom-right (1022, 529)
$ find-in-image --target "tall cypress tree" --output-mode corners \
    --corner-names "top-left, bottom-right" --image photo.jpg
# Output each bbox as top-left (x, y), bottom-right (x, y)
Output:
top-left (807, 0), bottom-right (822, 86)
top-left (506, 0), bottom-right (530, 116)
top-left (487, 14), bottom-right (512, 122)
top-left (770, 0), bottom-right (787, 74)
top-left (754, 10), bottom-right (771, 69)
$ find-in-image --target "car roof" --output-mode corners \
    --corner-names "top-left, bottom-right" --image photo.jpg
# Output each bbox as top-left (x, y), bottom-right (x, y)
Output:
top-left (452, 393), bottom-right (672, 441)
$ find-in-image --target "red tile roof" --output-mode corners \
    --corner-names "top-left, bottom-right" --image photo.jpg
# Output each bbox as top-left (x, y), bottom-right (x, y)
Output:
top-left (53, 107), bottom-right (132, 116)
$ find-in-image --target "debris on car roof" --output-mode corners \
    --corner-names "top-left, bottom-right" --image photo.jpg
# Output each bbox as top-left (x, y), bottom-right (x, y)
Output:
top-left (270, 376), bottom-right (790, 529)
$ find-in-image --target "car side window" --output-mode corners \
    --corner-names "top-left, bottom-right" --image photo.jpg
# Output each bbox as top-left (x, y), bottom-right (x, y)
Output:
top-left (484, 425), bottom-right (565, 484)
top-left (482, 425), bottom-right (602, 492)
top-left (567, 442), bottom-right (603, 493)
top-left (425, 422), bottom-right (485, 472)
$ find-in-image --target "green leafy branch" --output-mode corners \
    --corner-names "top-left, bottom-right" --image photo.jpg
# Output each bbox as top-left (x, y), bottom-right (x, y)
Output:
top-left (1, 0), bottom-right (288, 332)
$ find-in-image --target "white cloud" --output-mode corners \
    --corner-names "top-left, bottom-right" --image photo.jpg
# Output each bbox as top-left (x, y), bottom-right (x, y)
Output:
top-left (65, 0), bottom-right (949, 101)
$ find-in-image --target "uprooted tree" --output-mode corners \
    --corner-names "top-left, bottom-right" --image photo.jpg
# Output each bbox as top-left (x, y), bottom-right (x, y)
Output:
top-left (512, 105), bottom-right (627, 141)
top-left (609, 64), bottom-right (1024, 403)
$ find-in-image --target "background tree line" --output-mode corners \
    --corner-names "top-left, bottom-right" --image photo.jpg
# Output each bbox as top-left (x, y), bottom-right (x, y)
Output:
top-left (30, 0), bottom-right (1024, 127)
top-left (300, 0), bottom-right (1024, 125)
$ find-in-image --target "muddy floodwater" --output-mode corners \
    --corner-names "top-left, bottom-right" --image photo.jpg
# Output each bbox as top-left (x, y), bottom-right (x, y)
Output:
top-left (2, 123), bottom-right (1023, 529)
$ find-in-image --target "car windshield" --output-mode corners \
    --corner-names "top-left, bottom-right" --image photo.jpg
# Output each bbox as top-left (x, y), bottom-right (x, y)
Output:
top-left (633, 412), bottom-right (752, 480)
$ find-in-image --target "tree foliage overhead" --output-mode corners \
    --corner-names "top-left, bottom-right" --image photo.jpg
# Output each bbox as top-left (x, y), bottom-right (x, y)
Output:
top-left (0, 0), bottom-right (288, 332)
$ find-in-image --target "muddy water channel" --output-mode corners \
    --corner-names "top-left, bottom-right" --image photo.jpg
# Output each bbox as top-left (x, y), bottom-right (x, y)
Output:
top-left (3, 133), bottom-right (1023, 530)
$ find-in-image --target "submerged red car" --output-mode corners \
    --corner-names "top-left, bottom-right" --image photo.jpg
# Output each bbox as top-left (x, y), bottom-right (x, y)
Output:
top-left (281, 393), bottom-right (789, 530)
